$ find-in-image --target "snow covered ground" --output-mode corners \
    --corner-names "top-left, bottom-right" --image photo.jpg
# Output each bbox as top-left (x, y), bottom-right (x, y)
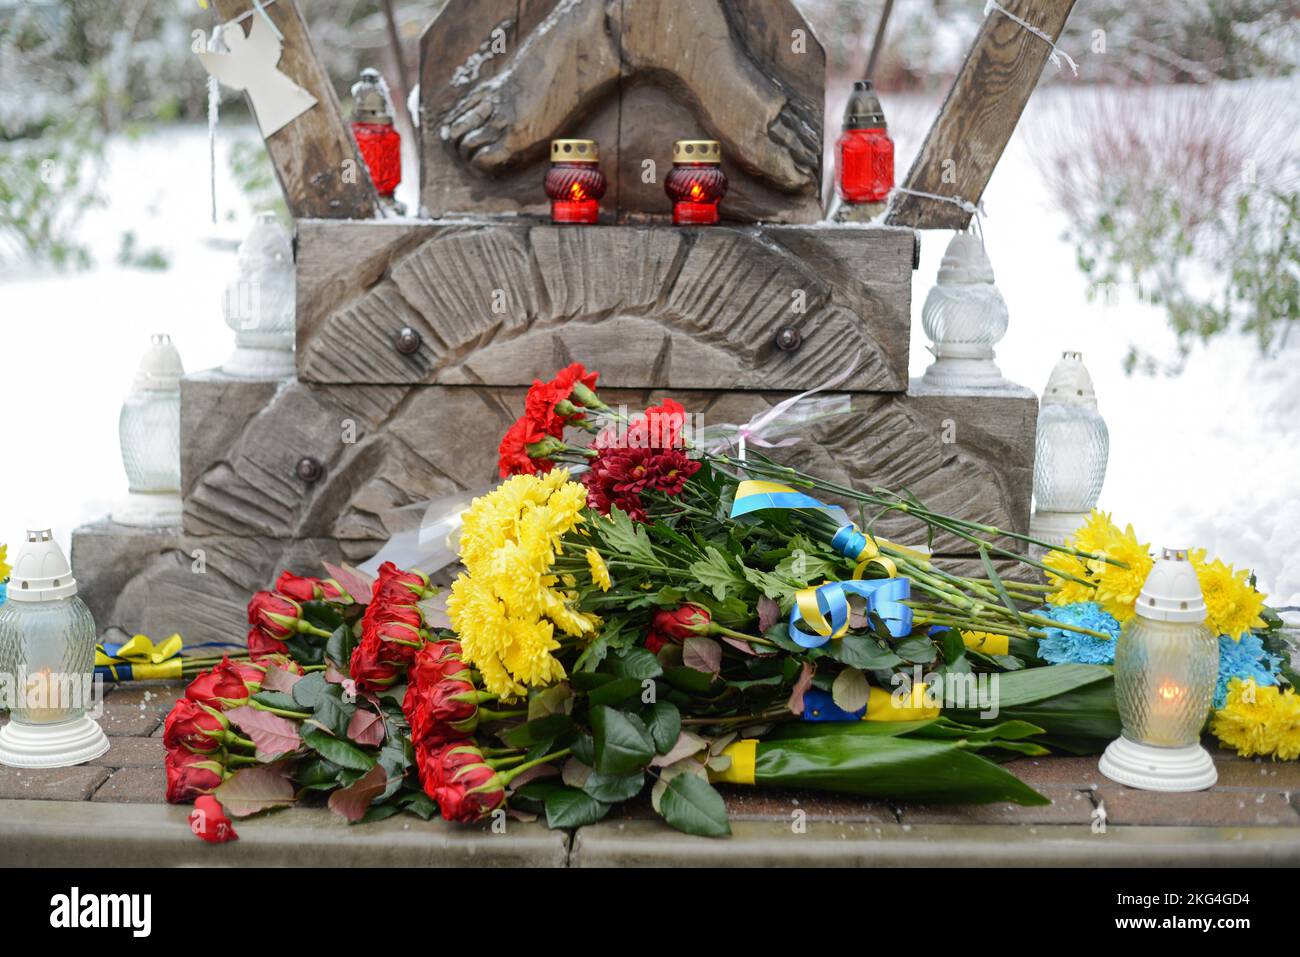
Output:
top-left (1, 88), bottom-right (1297, 605)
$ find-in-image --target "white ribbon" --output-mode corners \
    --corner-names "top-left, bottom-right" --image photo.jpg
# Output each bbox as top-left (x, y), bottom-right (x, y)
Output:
top-left (983, 0), bottom-right (1078, 76)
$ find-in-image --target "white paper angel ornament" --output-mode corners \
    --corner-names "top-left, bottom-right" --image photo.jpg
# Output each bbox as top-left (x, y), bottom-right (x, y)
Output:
top-left (197, 13), bottom-right (317, 138)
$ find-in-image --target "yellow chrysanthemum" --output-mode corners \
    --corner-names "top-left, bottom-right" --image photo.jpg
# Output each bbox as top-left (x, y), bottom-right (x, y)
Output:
top-left (1211, 679), bottom-right (1300, 760)
top-left (0, 543), bottom-right (9, 583)
top-left (1092, 524), bottom-right (1153, 622)
top-left (1044, 549), bottom-right (1096, 606)
top-left (586, 547), bottom-right (612, 591)
top-left (1191, 551), bottom-right (1267, 640)
top-left (446, 471), bottom-right (593, 699)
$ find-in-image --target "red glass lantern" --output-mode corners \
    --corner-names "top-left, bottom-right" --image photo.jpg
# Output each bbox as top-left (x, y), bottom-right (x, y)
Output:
top-left (544, 139), bottom-right (606, 224)
top-left (664, 140), bottom-right (727, 225)
top-left (836, 80), bottom-right (894, 205)
top-left (350, 68), bottom-right (401, 198)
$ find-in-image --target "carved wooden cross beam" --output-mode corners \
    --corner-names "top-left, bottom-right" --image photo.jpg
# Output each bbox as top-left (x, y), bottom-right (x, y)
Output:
top-left (209, 0), bottom-right (378, 219)
top-left (886, 0), bottom-right (1077, 230)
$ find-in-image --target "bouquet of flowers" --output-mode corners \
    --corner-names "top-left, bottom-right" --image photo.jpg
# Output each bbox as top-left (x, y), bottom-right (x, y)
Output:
top-left (163, 363), bottom-right (1292, 839)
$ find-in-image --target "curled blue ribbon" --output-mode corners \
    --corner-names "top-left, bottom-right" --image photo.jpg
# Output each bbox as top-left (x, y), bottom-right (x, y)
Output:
top-left (788, 577), bottom-right (912, 649)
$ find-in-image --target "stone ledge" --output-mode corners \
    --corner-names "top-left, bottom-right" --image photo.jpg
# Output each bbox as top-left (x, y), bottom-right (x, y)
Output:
top-left (569, 819), bottom-right (1300, 867)
top-left (0, 800), bottom-right (570, 867)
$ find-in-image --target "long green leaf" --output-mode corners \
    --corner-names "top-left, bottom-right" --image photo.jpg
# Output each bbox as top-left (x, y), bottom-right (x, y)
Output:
top-left (659, 773), bottom-right (731, 837)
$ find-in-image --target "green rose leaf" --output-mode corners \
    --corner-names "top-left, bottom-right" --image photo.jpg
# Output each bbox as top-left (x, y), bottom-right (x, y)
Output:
top-left (644, 701), bottom-right (682, 754)
top-left (591, 705), bottom-right (655, 776)
top-left (301, 725), bottom-right (376, 772)
top-left (659, 772), bottom-right (731, 837)
top-left (544, 786), bottom-right (612, 829)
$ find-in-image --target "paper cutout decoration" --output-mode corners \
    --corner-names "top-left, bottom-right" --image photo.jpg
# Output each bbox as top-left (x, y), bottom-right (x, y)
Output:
top-left (197, 13), bottom-right (317, 139)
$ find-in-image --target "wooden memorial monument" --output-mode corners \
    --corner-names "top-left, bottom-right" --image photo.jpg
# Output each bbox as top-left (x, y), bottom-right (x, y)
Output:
top-left (72, 0), bottom-right (1074, 645)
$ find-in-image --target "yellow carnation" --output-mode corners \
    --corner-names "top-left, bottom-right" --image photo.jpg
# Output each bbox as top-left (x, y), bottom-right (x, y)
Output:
top-left (586, 547), bottom-right (612, 591)
top-left (1191, 552), bottom-right (1267, 640)
top-left (1211, 679), bottom-right (1300, 760)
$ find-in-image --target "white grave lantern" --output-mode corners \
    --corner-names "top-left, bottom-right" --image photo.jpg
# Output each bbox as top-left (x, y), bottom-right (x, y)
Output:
top-left (1029, 351), bottom-right (1110, 547)
top-left (113, 334), bottom-right (183, 528)
top-left (0, 529), bottom-right (109, 768)
top-left (223, 211), bottom-right (295, 378)
top-left (918, 231), bottom-right (1010, 390)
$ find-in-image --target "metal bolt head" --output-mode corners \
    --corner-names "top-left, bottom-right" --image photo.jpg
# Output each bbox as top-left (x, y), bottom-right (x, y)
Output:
top-left (775, 326), bottom-right (802, 352)
top-left (296, 456), bottom-right (324, 484)
top-left (395, 326), bottom-right (422, 356)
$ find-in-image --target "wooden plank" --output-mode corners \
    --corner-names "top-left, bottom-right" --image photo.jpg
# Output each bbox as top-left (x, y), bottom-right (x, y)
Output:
top-left (291, 220), bottom-right (914, 391)
top-left (211, 0), bottom-right (378, 219)
top-left (178, 372), bottom-right (1034, 553)
top-left (885, 0), bottom-right (1076, 230)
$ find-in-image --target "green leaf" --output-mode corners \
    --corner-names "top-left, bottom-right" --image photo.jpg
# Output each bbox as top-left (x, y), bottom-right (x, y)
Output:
top-left (291, 672), bottom-right (328, 709)
top-left (590, 705), bottom-right (655, 776)
top-left (606, 646), bottom-right (663, 681)
top-left (741, 563), bottom-right (801, 602)
top-left (774, 548), bottom-right (840, 585)
top-left (252, 690), bottom-right (299, 711)
top-left (500, 714), bottom-right (574, 748)
top-left (599, 507), bottom-right (658, 565)
top-left (582, 770), bottom-right (645, 804)
top-left (587, 677), bottom-right (645, 709)
top-left (662, 666), bottom-right (719, 694)
top-left (571, 733), bottom-right (596, 767)
top-left (325, 624), bottom-right (357, 670)
top-left (301, 725), bottom-right (376, 772)
top-left (690, 546), bottom-right (747, 601)
top-left (659, 773), bottom-right (731, 837)
top-left (831, 668), bottom-right (870, 713)
top-left (980, 548), bottom-right (1024, 626)
top-left (895, 636), bottom-right (937, 664)
top-left (644, 701), bottom-right (681, 754)
top-left (826, 633), bottom-right (903, 670)
top-left (544, 786), bottom-right (612, 829)
top-left (312, 685), bottom-right (353, 737)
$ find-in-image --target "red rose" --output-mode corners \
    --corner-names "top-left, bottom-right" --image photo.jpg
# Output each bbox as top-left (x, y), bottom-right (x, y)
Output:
top-left (275, 572), bottom-right (353, 605)
top-left (189, 795), bottom-right (238, 844)
top-left (373, 562), bottom-right (432, 603)
top-left (250, 652), bottom-right (304, 675)
top-left (165, 748), bottom-right (225, 803)
top-left (416, 743), bottom-right (506, 823)
top-left (247, 592), bottom-right (309, 639)
top-left (405, 643), bottom-right (480, 744)
top-left (163, 699), bottom-right (230, 755)
top-left (653, 604), bottom-right (713, 640)
top-left (247, 626), bottom-right (289, 659)
top-left (349, 632), bottom-right (401, 691)
top-left (644, 629), bottom-right (669, 654)
top-left (185, 658), bottom-right (256, 709)
top-left (415, 740), bottom-right (483, 797)
top-left (370, 601), bottom-right (423, 629)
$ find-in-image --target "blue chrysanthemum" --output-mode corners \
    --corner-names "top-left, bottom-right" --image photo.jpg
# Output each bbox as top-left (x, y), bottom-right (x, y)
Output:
top-left (1214, 632), bottom-right (1281, 708)
top-left (1035, 601), bottom-right (1122, 664)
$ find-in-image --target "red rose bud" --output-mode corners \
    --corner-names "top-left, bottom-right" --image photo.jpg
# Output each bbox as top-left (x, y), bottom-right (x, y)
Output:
top-left (248, 591), bottom-right (311, 638)
top-left (653, 604), bottom-right (713, 641)
top-left (406, 650), bottom-right (482, 744)
top-left (275, 571), bottom-right (353, 605)
top-left (371, 601), bottom-right (423, 629)
top-left (415, 740), bottom-right (483, 797)
top-left (247, 626), bottom-right (289, 659)
top-left (349, 633), bottom-right (401, 691)
top-left (185, 658), bottom-right (256, 709)
top-left (189, 795), bottom-right (238, 844)
top-left (644, 629), bottom-right (669, 654)
top-left (251, 652), bottom-right (304, 676)
top-left (374, 562), bottom-right (433, 603)
top-left (163, 699), bottom-right (231, 755)
top-left (426, 744), bottom-right (506, 823)
top-left (165, 748), bottom-right (226, 803)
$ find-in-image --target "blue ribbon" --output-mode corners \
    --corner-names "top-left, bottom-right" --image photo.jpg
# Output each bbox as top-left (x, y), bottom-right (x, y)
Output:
top-left (788, 577), bottom-right (912, 649)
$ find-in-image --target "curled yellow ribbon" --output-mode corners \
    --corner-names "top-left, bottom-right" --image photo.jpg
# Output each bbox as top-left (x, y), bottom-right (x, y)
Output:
top-left (95, 633), bottom-right (186, 680)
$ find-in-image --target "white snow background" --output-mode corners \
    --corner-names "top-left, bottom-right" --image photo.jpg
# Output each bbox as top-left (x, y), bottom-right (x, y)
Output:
top-left (2, 85), bottom-right (1298, 607)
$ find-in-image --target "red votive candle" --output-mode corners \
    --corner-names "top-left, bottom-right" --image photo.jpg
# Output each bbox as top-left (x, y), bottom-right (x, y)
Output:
top-left (665, 140), bottom-right (726, 225)
top-left (836, 79), bottom-right (893, 204)
top-left (544, 139), bottom-right (606, 224)
top-left (350, 68), bottom-right (401, 198)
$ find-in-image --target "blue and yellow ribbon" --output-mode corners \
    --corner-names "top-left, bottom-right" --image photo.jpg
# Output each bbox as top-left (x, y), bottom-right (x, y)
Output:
top-left (93, 633), bottom-right (214, 682)
top-left (730, 480), bottom-right (922, 647)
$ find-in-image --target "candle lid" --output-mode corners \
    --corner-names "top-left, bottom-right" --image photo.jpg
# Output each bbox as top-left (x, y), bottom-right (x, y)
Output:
top-left (130, 333), bottom-right (185, 392)
top-left (1136, 547), bottom-right (1206, 623)
top-left (842, 79), bottom-right (887, 130)
top-left (551, 139), bottom-right (599, 162)
top-left (351, 68), bottom-right (394, 125)
top-left (672, 140), bottom-right (721, 164)
top-left (7, 529), bottom-right (77, 602)
top-left (935, 231), bottom-right (994, 285)
top-left (1042, 350), bottom-right (1098, 409)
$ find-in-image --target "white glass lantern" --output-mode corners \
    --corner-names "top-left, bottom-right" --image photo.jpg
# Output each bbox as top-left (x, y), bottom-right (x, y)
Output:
top-left (222, 211), bottom-right (295, 378)
top-left (0, 529), bottom-right (109, 768)
top-left (112, 334), bottom-right (183, 527)
top-left (1099, 548), bottom-right (1218, 792)
top-left (918, 231), bottom-right (1010, 390)
top-left (1029, 351), bottom-right (1110, 547)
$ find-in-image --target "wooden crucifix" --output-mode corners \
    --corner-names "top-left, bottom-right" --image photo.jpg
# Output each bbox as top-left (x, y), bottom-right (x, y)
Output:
top-left (886, 0), bottom-right (1077, 230)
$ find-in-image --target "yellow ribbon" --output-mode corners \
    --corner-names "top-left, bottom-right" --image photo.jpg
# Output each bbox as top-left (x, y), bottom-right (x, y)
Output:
top-left (709, 739), bottom-right (758, 785)
top-left (95, 633), bottom-right (186, 680)
top-left (863, 686), bottom-right (940, 722)
top-left (961, 631), bottom-right (1010, 656)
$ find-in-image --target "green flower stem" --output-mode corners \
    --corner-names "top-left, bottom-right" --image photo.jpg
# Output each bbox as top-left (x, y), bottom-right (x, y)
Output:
top-left (712, 623), bottom-right (777, 647)
top-left (681, 707), bottom-right (791, 728)
top-left (481, 747), bottom-right (525, 757)
top-left (485, 754), bottom-right (528, 770)
top-left (499, 748), bottom-right (572, 786)
top-left (248, 701), bottom-right (312, 719)
top-left (478, 707), bottom-right (528, 723)
top-left (225, 753), bottom-right (259, 765)
top-left (225, 733), bottom-right (257, 750)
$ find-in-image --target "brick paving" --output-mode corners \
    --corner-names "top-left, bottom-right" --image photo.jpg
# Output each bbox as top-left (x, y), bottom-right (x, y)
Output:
top-left (2, 679), bottom-right (1300, 835)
